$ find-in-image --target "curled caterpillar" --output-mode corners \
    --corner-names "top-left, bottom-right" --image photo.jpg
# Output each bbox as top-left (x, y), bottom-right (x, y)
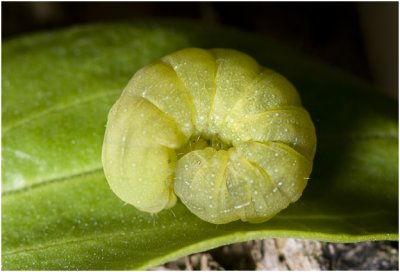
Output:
top-left (102, 48), bottom-right (316, 224)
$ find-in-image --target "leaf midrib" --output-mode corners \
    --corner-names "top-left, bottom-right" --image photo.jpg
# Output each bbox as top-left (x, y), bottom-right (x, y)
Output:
top-left (2, 167), bottom-right (104, 196)
top-left (2, 90), bottom-right (120, 135)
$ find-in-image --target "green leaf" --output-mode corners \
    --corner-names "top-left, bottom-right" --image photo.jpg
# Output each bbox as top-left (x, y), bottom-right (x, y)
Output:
top-left (2, 20), bottom-right (398, 270)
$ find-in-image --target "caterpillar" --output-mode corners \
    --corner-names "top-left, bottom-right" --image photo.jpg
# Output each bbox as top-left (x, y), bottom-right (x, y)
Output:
top-left (102, 48), bottom-right (316, 224)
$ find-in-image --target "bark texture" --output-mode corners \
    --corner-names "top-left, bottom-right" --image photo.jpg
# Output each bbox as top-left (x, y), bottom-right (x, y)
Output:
top-left (151, 239), bottom-right (398, 270)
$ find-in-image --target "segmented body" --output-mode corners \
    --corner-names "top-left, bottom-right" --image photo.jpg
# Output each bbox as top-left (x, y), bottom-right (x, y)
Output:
top-left (102, 48), bottom-right (316, 224)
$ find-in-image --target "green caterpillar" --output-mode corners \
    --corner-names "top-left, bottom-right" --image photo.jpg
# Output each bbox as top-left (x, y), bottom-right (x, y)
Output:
top-left (102, 48), bottom-right (316, 224)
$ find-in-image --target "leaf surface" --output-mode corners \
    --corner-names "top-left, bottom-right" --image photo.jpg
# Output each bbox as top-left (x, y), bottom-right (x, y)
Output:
top-left (2, 20), bottom-right (398, 270)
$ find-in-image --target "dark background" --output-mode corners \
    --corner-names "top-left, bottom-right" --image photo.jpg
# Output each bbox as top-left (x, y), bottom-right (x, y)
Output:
top-left (2, 2), bottom-right (398, 98)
